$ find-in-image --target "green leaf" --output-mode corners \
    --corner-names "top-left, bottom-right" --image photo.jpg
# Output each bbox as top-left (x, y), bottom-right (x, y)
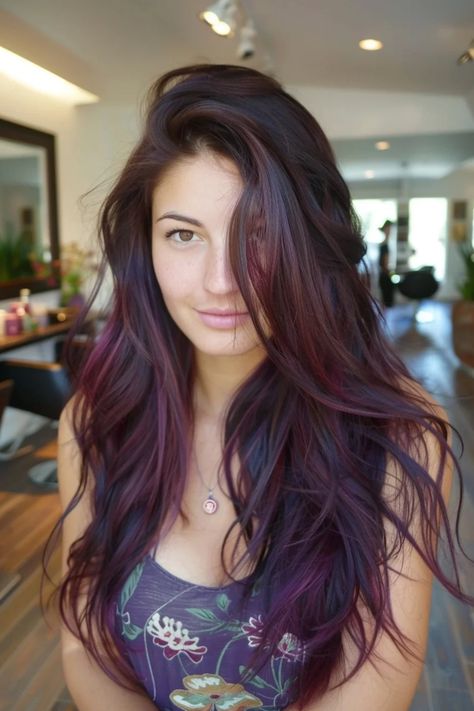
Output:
top-left (185, 607), bottom-right (218, 622)
top-left (120, 561), bottom-right (145, 609)
top-left (216, 592), bottom-right (230, 611)
top-left (224, 622), bottom-right (243, 633)
top-left (247, 674), bottom-right (268, 689)
top-left (238, 666), bottom-right (268, 689)
top-left (122, 622), bottom-right (143, 640)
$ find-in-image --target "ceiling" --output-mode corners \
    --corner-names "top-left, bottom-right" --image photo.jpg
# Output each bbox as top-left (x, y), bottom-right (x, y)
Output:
top-left (0, 0), bottom-right (473, 180)
top-left (332, 131), bottom-right (474, 181)
top-left (0, 0), bottom-right (473, 100)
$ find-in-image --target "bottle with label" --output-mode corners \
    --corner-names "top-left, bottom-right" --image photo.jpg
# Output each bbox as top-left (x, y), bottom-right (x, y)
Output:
top-left (19, 288), bottom-right (32, 314)
top-left (18, 288), bottom-right (38, 332)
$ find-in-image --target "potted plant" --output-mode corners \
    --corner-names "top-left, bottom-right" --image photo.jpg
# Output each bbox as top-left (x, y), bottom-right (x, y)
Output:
top-left (55, 241), bottom-right (98, 309)
top-left (452, 242), bottom-right (474, 370)
top-left (0, 225), bottom-right (36, 280)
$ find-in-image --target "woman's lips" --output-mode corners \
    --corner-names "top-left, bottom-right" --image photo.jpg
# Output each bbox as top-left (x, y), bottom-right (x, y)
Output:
top-left (196, 310), bottom-right (250, 329)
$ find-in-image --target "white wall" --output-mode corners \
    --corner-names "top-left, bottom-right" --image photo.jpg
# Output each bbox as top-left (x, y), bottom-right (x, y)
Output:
top-left (0, 75), bottom-right (140, 447)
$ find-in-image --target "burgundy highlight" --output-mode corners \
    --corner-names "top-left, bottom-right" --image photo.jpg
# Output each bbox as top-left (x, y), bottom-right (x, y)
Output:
top-left (46, 64), bottom-right (472, 707)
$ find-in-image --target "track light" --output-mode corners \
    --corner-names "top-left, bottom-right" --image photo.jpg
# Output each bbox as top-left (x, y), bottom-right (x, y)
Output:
top-left (237, 19), bottom-right (257, 60)
top-left (457, 39), bottom-right (474, 65)
top-left (199, 0), bottom-right (238, 37)
top-left (199, 0), bottom-right (274, 69)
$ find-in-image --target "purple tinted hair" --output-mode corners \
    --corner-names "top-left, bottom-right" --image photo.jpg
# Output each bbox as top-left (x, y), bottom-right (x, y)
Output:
top-left (46, 64), bottom-right (472, 707)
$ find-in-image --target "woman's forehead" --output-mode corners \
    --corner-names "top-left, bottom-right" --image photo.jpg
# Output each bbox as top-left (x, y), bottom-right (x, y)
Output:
top-left (152, 153), bottom-right (245, 230)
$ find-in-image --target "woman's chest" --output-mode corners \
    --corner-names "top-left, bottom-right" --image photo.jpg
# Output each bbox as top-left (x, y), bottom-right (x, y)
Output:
top-left (153, 495), bottom-right (256, 588)
top-left (116, 556), bottom-right (304, 711)
top-left (153, 427), bottom-right (257, 588)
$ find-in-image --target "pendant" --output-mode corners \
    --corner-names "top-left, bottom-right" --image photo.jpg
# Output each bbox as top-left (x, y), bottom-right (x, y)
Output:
top-left (202, 495), bottom-right (218, 514)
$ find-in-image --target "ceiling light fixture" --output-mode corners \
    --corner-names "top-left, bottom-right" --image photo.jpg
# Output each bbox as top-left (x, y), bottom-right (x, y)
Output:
top-left (359, 39), bottom-right (383, 51)
top-left (457, 38), bottom-right (474, 65)
top-left (199, 0), bottom-right (238, 37)
top-left (0, 46), bottom-right (99, 104)
top-left (364, 170), bottom-right (375, 179)
top-left (199, 0), bottom-right (273, 68)
top-left (375, 141), bottom-right (390, 151)
top-left (237, 18), bottom-right (257, 60)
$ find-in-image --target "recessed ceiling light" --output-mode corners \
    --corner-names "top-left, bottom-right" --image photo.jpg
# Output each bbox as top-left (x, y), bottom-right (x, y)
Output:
top-left (359, 39), bottom-right (383, 51)
top-left (364, 170), bottom-right (375, 179)
top-left (375, 141), bottom-right (390, 151)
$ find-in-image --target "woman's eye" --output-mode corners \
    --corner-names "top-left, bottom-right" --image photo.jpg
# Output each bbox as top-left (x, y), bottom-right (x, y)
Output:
top-left (165, 229), bottom-right (198, 244)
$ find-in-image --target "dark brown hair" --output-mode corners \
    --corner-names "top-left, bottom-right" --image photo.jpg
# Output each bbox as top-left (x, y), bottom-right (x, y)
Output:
top-left (47, 64), bottom-right (471, 708)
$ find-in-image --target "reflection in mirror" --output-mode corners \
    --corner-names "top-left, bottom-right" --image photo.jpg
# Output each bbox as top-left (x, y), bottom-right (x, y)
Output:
top-left (0, 140), bottom-right (48, 278)
top-left (0, 118), bottom-right (60, 299)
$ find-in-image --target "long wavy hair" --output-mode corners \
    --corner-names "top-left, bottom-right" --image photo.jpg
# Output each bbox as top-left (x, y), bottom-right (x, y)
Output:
top-left (46, 64), bottom-right (471, 707)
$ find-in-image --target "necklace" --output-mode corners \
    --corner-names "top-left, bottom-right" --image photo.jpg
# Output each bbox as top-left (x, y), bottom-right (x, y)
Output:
top-left (194, 447), bottom-right (219, 514)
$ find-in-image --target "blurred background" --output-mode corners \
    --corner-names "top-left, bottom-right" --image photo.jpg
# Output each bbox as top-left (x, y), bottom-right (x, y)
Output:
top-left (0, 1), bottom-right (473, 709)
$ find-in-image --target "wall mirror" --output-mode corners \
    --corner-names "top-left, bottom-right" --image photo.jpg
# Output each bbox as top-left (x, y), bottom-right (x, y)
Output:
top-left (0, 117), bottom-right (60, 300)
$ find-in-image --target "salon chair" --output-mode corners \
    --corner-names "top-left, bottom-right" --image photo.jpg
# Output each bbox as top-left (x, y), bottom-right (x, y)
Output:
top-left (0, 379), bottom-right (13, 427)
top-left (0, 378), bottom-right (35, 461)
top-left (397, 267), bottom-right (439, 320)
top-left (0, 360), bottom-right (72, 490)
top-left (0, 378), bottom-right (14, 437)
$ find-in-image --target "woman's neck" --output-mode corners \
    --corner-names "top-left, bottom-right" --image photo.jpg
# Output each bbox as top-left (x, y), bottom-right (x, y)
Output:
top-left (192, 346), bottom-right (267, 421)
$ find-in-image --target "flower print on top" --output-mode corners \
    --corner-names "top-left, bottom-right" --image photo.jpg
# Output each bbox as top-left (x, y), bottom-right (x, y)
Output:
top-left (275, 633), bottom-right (306, 663)
top-left (113, 554), bottom-right (304, 710)
top-left (147, 612), bottom-right (208, 663)
top-left (242, 616), bottom-right (306, 662)
top-left (242, 615), bottom-right (265, 648)
top-left (170, 673), bottom-right (263, 711)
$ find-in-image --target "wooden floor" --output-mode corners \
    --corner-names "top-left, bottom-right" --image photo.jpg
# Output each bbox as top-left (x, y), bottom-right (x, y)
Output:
top-left (0, 300), bottom-right (473, 711)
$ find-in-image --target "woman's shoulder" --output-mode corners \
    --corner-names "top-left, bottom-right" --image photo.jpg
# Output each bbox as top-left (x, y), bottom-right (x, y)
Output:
top-left (387, 375), bottom-right (452, 501)
top-left (397, 375), bottom-right (447, 420)
top-left (58, 392), bottom-right (89, 444)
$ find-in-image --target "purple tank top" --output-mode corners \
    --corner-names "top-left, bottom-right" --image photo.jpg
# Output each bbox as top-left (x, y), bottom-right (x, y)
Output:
top-left (114, 554), bottom-right (305, 711)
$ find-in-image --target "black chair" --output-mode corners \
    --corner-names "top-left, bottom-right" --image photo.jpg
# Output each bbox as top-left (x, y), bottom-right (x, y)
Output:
top-left (397, 267), bottom-right (439, 320)
top-left (0, 379), bottom-right (13, 422)
top-left (0, 378), bottom-right (35, 461)
top-left (0, 379), bottom-right (14, 431)
top-left (0, 360), bottom-right (72, 489)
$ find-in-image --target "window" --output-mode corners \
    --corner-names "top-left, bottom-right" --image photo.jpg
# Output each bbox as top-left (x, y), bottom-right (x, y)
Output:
top-left (408, 198), bottom-right (448, 280)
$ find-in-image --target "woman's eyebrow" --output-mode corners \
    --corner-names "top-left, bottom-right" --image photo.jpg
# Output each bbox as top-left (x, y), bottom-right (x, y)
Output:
top-left (156, 212), bottom-right (204, 227)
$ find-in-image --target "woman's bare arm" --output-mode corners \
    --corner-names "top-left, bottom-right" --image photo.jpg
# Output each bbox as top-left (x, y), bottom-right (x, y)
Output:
top-left (57, 399), bottom-right (158, 711)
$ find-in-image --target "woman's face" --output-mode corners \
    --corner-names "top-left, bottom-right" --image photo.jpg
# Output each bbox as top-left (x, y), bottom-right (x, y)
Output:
top-left (151, 150), bottom-right (265, 358)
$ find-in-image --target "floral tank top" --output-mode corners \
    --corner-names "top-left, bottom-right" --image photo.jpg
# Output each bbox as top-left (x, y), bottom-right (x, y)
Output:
top-left (114, 554), bottom-right (305, 711)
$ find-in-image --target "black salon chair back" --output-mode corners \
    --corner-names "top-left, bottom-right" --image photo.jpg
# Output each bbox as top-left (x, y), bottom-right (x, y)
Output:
top-left (398, 267), bottom-right (439, 300)
top-left (0, 379), bottom-right (14, 427)
top-left (0, 361), bottom-right (71, 420)
top-left (0, 360), bottom-right (72, 489)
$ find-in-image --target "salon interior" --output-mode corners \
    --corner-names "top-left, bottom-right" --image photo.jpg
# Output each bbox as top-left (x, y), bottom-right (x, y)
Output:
top-left (0, 1), bottom-right (473, 709)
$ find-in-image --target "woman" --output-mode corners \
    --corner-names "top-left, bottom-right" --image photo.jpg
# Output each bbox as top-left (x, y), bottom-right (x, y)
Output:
top-left (378, 220), bottom-right (395, 309)
top-left (52, 64), bottom-right (471, 711)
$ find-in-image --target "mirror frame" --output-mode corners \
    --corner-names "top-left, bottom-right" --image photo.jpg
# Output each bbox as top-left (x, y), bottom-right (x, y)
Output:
top-left (0, 117), bottom-right (60, 300)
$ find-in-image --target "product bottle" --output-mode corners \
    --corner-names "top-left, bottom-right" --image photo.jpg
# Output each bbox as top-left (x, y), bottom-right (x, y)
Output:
top-left (18, 288), bottom-right (38, 332)
top-left (19, 288), bottom-right (32, 314)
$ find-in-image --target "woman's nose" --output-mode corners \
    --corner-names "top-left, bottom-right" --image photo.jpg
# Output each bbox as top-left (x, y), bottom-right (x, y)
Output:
top-left (203, 242), bottom-right (239, 295)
